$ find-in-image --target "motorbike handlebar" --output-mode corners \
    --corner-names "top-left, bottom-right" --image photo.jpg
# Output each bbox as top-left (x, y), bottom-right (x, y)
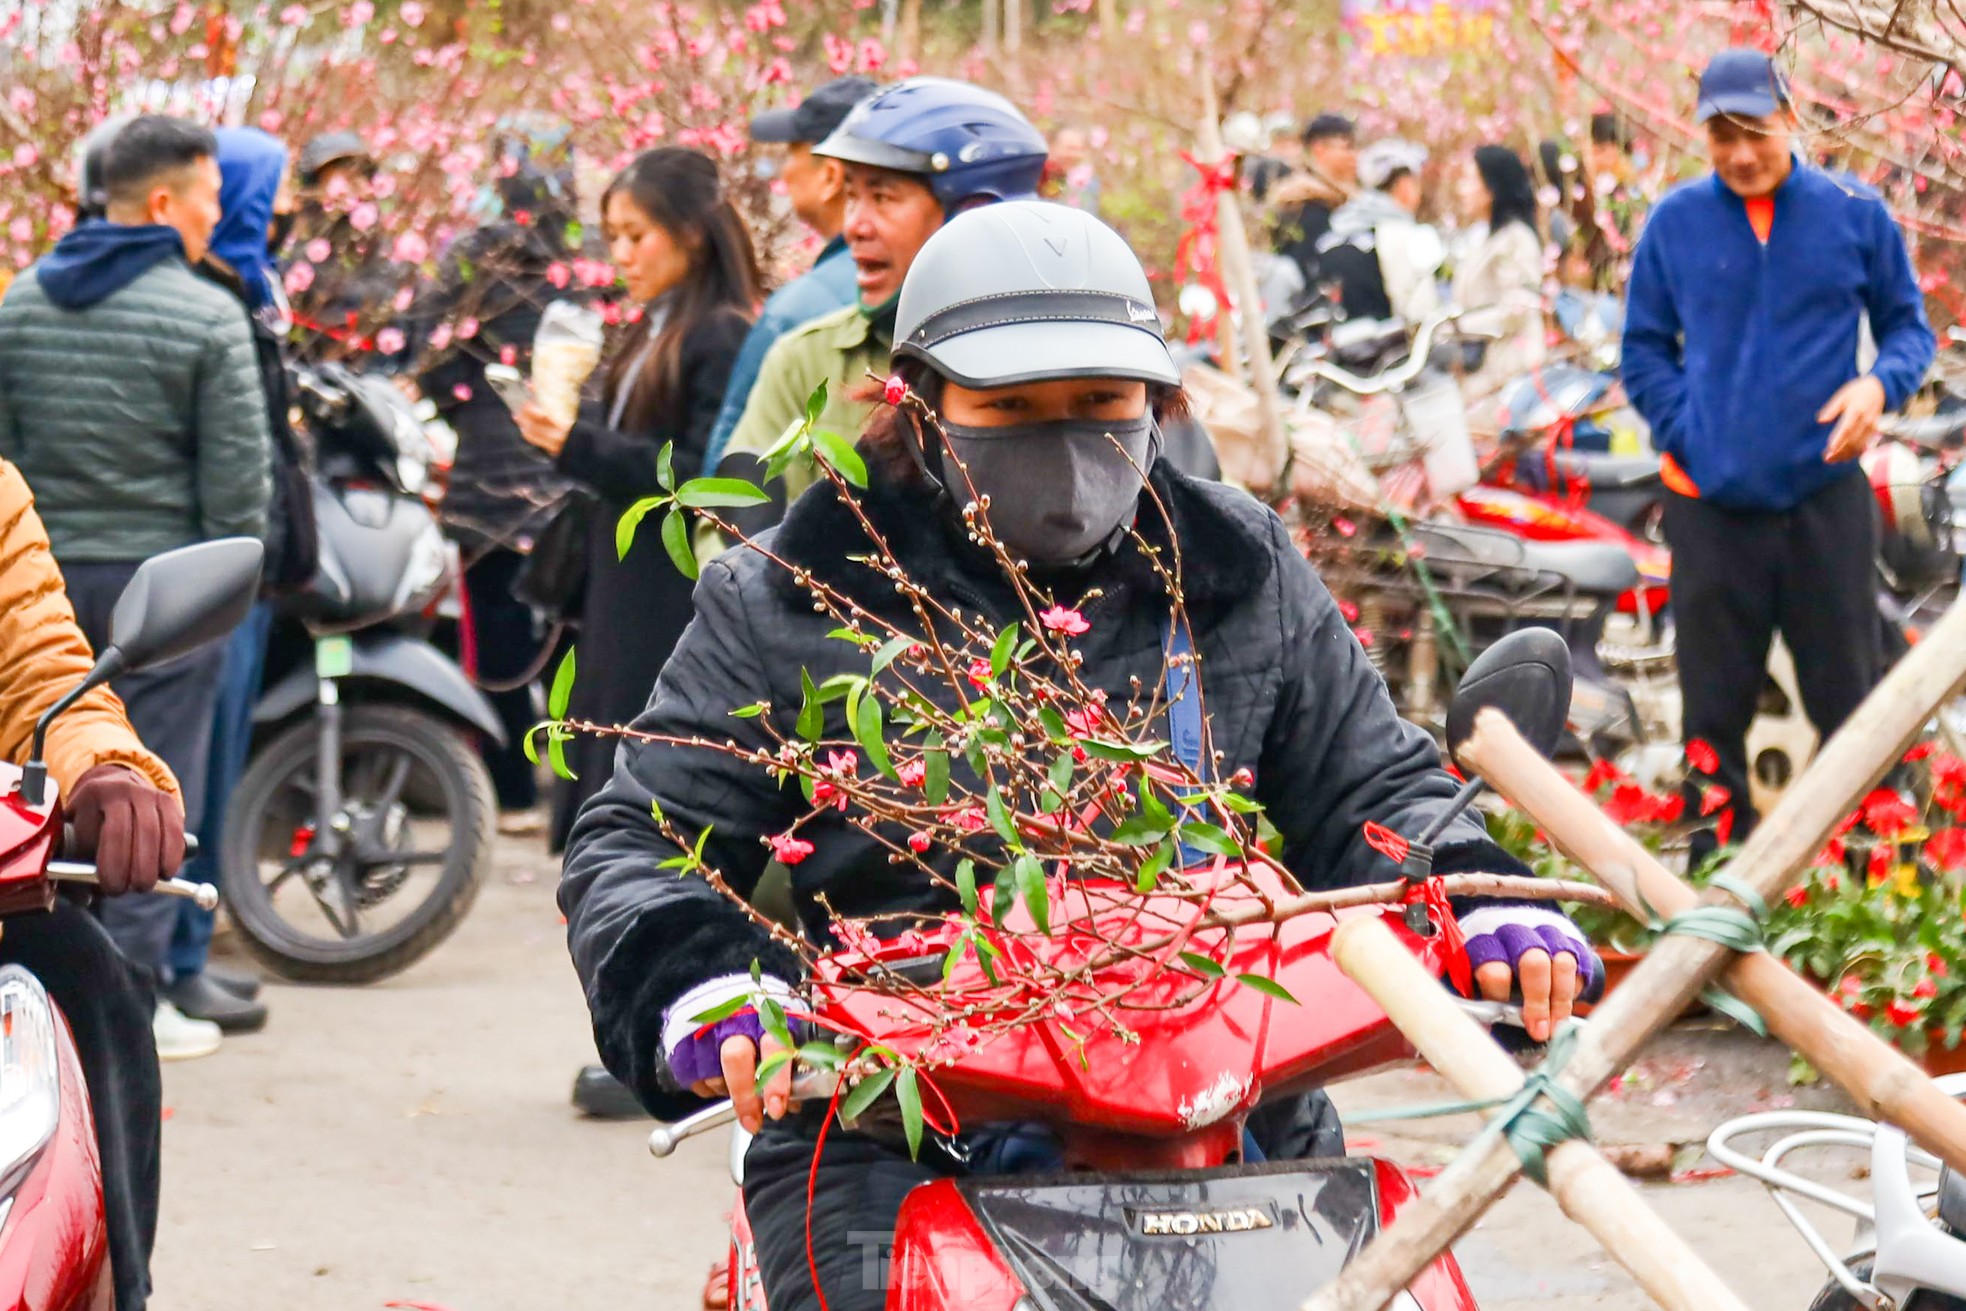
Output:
top-left (644, 998), bottom-right (1527, 1162)
top-left (54, 824), bottom-right (216, 909)
top-left (647, 1069), bottom-right (842, 1158)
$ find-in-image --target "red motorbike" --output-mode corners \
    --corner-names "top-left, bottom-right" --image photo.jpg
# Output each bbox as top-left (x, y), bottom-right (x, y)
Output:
top-left (0, 539), bottom-right (259, 1310)
top-left (646, 637), bottom-right (1576, 1311)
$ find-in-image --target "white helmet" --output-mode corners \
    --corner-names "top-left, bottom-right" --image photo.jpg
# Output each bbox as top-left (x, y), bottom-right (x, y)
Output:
top-left (892, 200), bottom-right (1180, 390)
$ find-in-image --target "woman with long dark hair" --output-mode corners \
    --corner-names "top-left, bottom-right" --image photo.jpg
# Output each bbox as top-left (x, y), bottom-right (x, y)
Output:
top-left (515, 146), bottom-right (758, 847)
top-left (1453, 143), bottom-right (1547, 388)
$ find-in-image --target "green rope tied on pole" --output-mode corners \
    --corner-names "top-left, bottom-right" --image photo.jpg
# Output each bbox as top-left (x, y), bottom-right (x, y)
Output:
top-left (1650, 872), bottom-right (1771, 1036)
top-left (1347, 1022), bottom-right (1594, 1184)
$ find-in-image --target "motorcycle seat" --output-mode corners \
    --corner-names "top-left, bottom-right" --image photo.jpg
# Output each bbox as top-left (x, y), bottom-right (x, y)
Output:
top-left (1548, 451), bottom-right (1661, 491)
top-left (1414, 522), bottom-right (1637, 597)
top-left (1329, 317), bottom-right (1410, 372)
top-left (1517, 539), bottom-right (1641, 595)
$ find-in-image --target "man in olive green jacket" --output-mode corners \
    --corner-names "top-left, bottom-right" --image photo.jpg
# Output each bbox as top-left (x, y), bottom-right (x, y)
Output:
top-left (709, 78), bottom-right (1046, 549)
top-left (0, 115), bottom-right (269, 1034)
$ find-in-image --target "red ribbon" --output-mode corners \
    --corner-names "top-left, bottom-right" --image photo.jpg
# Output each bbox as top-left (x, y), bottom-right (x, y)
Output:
top-left (1403, 877), bottom-right (1472, 996)
top-left (1172, 150), bottom-right (1239, 346)
top-left (1361, 821), bottom-right (1411, 867)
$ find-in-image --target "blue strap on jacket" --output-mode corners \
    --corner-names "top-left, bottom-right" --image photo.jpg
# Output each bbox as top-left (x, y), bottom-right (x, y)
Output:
top-left (1164, 617), bottom-right (1216, 868)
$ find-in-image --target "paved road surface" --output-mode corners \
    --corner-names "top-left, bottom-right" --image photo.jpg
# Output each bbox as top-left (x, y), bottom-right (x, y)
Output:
top-left (151, 837), bottom-right (1850, 1310)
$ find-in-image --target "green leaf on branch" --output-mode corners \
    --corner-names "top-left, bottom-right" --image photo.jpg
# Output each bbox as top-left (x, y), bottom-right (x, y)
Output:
top-left (657, 442), bottom-right (676, 493)
top-left (804, 379), bottom-right (829, 428)
top-left (521, 723), bottom-right (547, 767)
top-left (985, 786), bottom-right (1018, 845)
top-left (813, 429), bottom-right (868, 488)
top-left (990, 624), bottom-right (1020, 678)
top-left (839, 1064), bottom-right (894, 1123)
top-left (547, 726), bottom-right (577, 781)
top-left (1081, 738), bottom-right (1169, 763)
top-left (796, 1042), bottom-right (846, 1072)
top-left (855, 694), bottom-right (896, 780)
top-left (827, 626), bottom-right (877, 649)
top-left (1047, 752), bottom-right (1075, 798)
top-left (616, 497), bottom-right (665, 561)
top-left (688, 993), bottom-right (753, 1025)
top-left (1218, 792), bottom-right (1265, 815)
top-left (1175, 821), bottom-right (1243, 858)
top-left (661, 508), bottom-right (697, 580)
top-left (1039, 706), bottom-right (1070, 741)
top-left (549, 647), bottom-right (577, 718)
top-left (675, 477), bottom-right (771, 509)
top-left (924, 734), bottom-right (950, 805)
top-left (973, 933), bottom-right (1002, 984)
top-left (1178, 951), bottom-right (1226, 978)
top-left (992, 865), bottom-right (1017, 923)
top-left (942, 934), bottom-right (970, 981)
top-left (896, 1067), bottom-right (924, 1160)
top-left (871, 635), bottom-right (914, 675)
top-left (1112, 816), bottom-right (1172, 846)
top-left (955, 858), bottom-right (979, 916)
top-left (758, 996), bottom-right (794, 1048)
top-left (1014, 854), bottom-right (1050, 935)
top-left (798, 670), bottom-right (824, 743)
top-left (1138, 783), bottom-right (1174, 829)
top-left (1236, 973), bottom-right (1300, 1005)
top-left (752, 1050), bottom-right (793, 1090)
top-left (729, 702), bottom-right (766, 719)
top-left (1135, 837), bottom-right (1176, 893)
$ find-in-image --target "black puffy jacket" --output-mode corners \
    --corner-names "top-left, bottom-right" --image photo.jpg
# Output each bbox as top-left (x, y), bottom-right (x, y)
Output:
top-left (559, 454), bottom-right (1525, 1119)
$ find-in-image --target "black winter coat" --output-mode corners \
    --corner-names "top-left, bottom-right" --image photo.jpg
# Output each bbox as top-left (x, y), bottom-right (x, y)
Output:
top-left (549, 306), bottom-right (751, 846)
top-left (559, 454), bottom-right (1525, 1119)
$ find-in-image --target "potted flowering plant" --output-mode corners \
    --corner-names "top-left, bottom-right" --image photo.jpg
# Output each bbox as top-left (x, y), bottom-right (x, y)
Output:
top-left (1494, 742), bottom-right (1966, 1068)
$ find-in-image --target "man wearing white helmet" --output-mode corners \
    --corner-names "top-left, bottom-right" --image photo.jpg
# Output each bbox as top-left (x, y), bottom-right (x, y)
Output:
top-left (562, 202), bottom-right (1591, 1311)
top-left (1317, 137), bottom-right (1445, 324)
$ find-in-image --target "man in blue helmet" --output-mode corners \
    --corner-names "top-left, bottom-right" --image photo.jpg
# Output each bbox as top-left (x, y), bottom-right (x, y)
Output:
top-left (709, 76), bottom-right (1048, 534)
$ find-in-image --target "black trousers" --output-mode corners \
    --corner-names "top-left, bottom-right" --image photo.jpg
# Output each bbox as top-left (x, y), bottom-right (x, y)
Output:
top-left (5, 899), bottom-right (161, 1311)
top-left (1664, 473), bottom-right (1881, 843)
top-left (740, 1092), bottom-right (1345, 1311)
top-left (461, 546), bottom-right (546, 812)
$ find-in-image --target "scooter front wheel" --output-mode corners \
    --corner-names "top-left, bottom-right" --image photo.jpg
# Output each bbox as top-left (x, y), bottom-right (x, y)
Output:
top-left (220, 703), bottom-right (495, 984)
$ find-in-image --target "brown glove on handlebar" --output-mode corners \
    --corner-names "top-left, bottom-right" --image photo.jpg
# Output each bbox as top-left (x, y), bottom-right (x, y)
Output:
top-left (67, 765), bottom-right (187, 896)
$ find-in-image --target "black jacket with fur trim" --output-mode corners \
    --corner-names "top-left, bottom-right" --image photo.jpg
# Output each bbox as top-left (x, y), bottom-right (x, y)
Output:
top-left (559, 455), bottom-right (1528, 1119)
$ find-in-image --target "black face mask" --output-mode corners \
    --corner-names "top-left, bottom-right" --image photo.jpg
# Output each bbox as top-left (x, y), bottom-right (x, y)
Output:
top-left (937, 413), bottom-right (1160, 566)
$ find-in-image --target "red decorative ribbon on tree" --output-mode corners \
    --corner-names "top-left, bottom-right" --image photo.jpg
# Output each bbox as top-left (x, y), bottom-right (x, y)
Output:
top-left (1172, 150), bottom-right (1238, 345)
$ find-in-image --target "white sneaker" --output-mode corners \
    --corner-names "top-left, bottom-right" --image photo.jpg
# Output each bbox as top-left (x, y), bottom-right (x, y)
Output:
top-left (153, 1001), bottom-right (222, 1062)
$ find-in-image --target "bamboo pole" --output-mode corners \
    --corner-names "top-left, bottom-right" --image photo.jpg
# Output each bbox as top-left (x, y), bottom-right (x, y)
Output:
top-left (1004, 0), bottom-right (1021, 53)
top-left (1457, 710), bottom-right (1966, 1177)
top-left (1303, 596), bottom-right (1966, 1311)
top-left (1332, 916), bottom-right (1754, 1311)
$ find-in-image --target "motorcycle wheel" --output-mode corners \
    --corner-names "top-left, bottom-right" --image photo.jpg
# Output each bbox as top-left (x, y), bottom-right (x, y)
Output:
top-left (220, 703), bottom-right (495, 984)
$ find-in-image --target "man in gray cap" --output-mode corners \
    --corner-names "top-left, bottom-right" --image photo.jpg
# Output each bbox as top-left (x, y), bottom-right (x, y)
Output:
top-left (1623, 47), bottom-right (1933, 854)
top-left (702, 75), bottom-right (877, 472)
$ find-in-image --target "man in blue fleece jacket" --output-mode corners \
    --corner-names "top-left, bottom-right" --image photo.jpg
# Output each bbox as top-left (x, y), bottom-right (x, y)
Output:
top-left (1623, 48), bottom-right (1934, 846)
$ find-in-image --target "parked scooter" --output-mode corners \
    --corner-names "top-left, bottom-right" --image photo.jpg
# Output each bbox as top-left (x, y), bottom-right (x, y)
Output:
top-left (1708, 1076), bottom-right (1966, 1309)
top-left (0, 539), bottom-right (258, 1308)
top-left (642, 637), bottom-right (1585, 1311)
top-left (220, 363), bottom-right (501, 984)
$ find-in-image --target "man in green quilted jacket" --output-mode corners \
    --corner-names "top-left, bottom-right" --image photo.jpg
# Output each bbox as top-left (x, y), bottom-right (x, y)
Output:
top-left (0, 114), bottom-right (271, 1054)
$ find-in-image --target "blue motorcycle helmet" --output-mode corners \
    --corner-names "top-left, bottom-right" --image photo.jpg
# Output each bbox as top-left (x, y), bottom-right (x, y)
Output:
top-left (812, 76), bottom-right (1047, 212)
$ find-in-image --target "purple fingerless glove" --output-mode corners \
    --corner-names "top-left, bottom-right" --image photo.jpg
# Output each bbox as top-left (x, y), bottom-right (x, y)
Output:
top-left (1460, 905), bottom-right (1602, 999)
top-left (660, 974), bottom-right (792, 1087)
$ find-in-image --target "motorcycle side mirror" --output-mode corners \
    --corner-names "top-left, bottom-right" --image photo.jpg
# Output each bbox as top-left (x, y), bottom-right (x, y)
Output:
top-left (1444, 627), bottom-right (1574, 767)
top-left (21, 538), bottom-right (263, 805)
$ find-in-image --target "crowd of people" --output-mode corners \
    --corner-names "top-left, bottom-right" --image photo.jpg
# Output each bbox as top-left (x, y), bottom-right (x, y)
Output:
top-left (0, 42), bottom-right (1935, 1311)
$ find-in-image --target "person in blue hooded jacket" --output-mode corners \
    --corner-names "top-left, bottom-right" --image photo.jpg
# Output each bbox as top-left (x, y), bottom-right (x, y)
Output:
top-left (0, 114), bottom-right (272, 1057)
top-left (1621, 50), bottom-right (1934, 852)
top-left (160, 125), bottom-right (317, 1038)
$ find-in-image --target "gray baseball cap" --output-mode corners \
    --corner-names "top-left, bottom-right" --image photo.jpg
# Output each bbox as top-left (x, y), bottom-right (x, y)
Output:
top-left (892, 201), bottom-right (1179, 390)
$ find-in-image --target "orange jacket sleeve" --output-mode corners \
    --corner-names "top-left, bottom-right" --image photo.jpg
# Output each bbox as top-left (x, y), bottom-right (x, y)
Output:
top-left (0, 460), bottom-right (180, 804)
